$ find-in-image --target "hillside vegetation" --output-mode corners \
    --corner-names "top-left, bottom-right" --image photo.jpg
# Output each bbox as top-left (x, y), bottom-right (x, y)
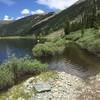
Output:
top-left (66, 28), bottom-right (100, 56)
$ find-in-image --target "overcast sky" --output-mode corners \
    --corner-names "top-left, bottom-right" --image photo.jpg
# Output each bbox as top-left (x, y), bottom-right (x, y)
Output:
top-left (0, 0), bottom-right (78, 20)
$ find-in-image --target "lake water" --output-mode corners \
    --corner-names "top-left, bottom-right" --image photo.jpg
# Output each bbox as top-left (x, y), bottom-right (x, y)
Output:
top-left (0, 39), bottom-right (34, 63)
top-left (0, 39), bottom-right (100, 79)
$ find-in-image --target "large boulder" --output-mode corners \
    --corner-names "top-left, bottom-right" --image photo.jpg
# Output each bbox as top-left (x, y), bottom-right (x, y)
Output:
top-left (33, 81), bottom-right (51, 93)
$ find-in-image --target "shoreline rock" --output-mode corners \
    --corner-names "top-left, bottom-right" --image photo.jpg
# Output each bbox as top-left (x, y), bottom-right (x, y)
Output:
top-left (33, 81), bottom-right (51, 93)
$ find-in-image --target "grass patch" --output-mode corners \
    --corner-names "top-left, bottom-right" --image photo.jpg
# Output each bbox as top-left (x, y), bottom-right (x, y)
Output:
top-left (0, 55), bottom-right (47, 90)
top-left (36, 71), bottom-right (57, 81)
top-left (66, 30), bottom-right (82, 41)
top-left (32, 37), bottom-right (68, 57)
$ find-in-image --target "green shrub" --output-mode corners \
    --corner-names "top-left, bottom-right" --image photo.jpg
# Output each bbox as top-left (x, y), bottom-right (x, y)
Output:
top-left (0, 56), bottom-right (47, 90)
top-left (32, 37), bottom-right (67, 57)
top-left (0, 67), bottom-right (14, 90)
top-left (63, 17), bottom-right (70, 35)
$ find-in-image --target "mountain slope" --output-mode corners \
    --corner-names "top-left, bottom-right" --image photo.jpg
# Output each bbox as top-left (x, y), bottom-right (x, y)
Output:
top-left (0, 0), bottom-right (100, 36)
top-left (28, 0), bottom-right (100, 35)
top-left (0, 13), bottom-right (54, 36)
top-left (0, 0), bottom-right (85, 36)
top-left (27, 0), bottom-right (88, 35)
top-left (0, 20), bottom-right (13, 27)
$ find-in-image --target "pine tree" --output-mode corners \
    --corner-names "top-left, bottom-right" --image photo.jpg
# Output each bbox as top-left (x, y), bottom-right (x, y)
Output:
top-left (81, 12), bottom-right (85, 36)
top-left (64, 17), bottom-right (70, 35)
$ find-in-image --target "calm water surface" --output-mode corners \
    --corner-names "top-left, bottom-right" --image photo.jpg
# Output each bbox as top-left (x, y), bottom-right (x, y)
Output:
top-left (0, 39), bottom-right (100, 79)
top-left (0, 39), bottom-right (34, 63)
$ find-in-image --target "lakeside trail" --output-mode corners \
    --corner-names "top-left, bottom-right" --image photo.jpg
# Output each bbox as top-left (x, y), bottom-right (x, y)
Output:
top-left (2, 71), bottom-right (100, 100)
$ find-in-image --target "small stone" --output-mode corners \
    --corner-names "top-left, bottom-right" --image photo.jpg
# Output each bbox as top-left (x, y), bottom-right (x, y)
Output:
top-left (34, 81), bottom-right (51, 93)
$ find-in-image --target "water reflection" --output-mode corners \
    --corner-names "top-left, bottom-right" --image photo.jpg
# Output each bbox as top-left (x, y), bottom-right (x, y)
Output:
top-left (41, 43), bottom-right (100, 79)
top-left (0, 39), bottom-right (34, 63)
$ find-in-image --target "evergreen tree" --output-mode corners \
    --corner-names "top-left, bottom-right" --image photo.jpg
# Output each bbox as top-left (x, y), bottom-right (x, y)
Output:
top-left (80, 12), bottom-right (85, 36)
top-left (64, 17), bottom-right (70, 35)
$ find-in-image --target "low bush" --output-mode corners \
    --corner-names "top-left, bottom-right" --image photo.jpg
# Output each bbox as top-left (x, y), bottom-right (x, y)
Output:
top-left (0, 55), bottom-right (47, 90)
top-left (32, 37), bottom-right (67, 57)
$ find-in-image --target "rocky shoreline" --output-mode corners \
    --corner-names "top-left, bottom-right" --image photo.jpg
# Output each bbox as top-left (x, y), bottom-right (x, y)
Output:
top-left (28, 72), bottom-right (85, 100)
top-left (3, 71), bottom-right (100, 100)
